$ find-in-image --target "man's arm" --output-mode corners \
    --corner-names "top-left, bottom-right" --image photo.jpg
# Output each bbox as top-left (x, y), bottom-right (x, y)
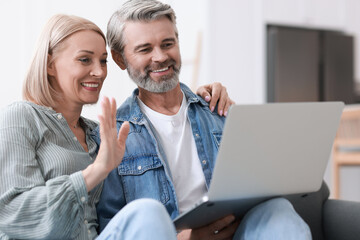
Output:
top-left (196, 82), bottom-right (235, 117)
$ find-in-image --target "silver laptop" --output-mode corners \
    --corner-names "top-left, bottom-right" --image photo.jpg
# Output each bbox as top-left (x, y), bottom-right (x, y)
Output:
top-left (174, 102), bottom-right (344, 230)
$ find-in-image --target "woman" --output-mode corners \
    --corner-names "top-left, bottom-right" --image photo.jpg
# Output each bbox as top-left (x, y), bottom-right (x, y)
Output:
top-left (0, 14), bottom-right (232, 239)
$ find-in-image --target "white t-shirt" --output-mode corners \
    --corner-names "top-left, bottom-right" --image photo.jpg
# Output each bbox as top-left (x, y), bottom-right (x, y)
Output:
top-left (138, 93), bottom-right (207, 213)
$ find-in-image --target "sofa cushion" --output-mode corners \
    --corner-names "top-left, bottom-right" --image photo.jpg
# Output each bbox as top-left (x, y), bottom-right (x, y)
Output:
top-left (323, 199), bottom-right (360, 240)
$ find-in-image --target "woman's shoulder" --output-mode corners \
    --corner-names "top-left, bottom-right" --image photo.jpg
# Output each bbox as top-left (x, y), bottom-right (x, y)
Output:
top-left (2, 101), bottom-right (48, 116)
top-left (1, 101), bottom-right (31, 116)
top-left (0, 101), bottom-right (52, 126)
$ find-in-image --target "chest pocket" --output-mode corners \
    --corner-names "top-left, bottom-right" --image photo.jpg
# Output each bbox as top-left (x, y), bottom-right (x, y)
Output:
top-left (117, 154), bottom-right (170, 205)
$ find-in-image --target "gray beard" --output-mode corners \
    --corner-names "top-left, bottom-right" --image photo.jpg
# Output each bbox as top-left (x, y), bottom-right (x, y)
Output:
top-left (125, 60), bottom-right (181, 93)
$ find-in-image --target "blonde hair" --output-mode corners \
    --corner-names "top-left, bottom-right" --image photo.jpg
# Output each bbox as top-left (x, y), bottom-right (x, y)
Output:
top-left (22, 14), bottom-right (106, 107)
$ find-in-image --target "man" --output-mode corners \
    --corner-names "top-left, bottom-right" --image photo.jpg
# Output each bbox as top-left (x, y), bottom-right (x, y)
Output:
top-left (94, 0), bottom-right (312, 239)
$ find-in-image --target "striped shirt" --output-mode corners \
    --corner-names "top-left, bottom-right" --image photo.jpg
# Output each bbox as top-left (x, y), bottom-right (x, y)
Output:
top-left (0, 101), bottom-right (102, 240)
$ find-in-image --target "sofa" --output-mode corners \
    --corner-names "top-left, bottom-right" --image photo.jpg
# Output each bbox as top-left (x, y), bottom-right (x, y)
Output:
top-left (285, 181), bottom-right (360, 240)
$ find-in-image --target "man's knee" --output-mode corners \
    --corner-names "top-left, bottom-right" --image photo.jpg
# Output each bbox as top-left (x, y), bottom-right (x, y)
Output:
top-left (252, 198), bottom-right (305, 226)
top-left (235, 198), bottom-right (312, 240)
top-left (260, 198), bottom-right (294, 214)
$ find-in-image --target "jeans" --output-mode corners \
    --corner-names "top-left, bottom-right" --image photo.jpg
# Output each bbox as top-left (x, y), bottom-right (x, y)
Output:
top-left (97, 198), bottom-right (177, 240)
top-left (98, 197), bottom-right (310, 240)
top-left (235, 198), bottom-right (312, 240)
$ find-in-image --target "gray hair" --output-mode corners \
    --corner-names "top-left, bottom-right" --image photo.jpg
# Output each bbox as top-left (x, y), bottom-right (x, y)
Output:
top-left (107, 0), bottom-right (178, 54)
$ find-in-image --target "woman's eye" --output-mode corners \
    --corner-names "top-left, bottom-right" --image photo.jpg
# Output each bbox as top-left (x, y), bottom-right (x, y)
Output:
top-left (101, 59), bottom-right (108, 65)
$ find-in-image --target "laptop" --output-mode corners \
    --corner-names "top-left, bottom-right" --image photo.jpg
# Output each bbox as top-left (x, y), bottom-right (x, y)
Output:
top-left (174, 102), bottom-right (344, 230)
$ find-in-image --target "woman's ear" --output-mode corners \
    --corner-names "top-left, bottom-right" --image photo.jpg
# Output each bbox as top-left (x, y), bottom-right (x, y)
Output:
top-left (111, 50), bottom-right (127, 70)
top-left (47, 54), bottom-right (56, 77)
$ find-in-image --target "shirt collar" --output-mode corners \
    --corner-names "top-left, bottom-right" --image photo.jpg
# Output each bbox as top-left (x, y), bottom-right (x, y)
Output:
top-left (115, 83), bottom-right (209, 124)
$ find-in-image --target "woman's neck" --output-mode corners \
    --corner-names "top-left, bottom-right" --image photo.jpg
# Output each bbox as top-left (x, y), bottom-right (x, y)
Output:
top-left (54, 101), bottom-right (83, 129)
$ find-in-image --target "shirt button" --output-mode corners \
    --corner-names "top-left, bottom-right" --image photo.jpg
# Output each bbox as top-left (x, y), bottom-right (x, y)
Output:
top-left (195, 133), bottom-right (200, 137)
top-left (80, 196), bottom-right (86, 203)
top-left (138, 166), bottom-right (142, 170)
top-left (88, 230), bottom-right (91, 234)
top-left (73, 137), bottom-right (77, 141)
top-left (202, 160), bottom-right (207, 165)
top-left (84, 219), bottom-right (88, 224)
top-left (57, 114), bottom-right (62, 119)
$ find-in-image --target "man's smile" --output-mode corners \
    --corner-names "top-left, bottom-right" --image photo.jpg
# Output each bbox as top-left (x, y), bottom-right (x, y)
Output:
top-left (151, 67), bottom-right (170, 73)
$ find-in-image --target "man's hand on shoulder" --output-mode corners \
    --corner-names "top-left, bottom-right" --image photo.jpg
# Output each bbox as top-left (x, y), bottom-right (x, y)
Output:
top-left (196, 82), bottom-right (235, 117)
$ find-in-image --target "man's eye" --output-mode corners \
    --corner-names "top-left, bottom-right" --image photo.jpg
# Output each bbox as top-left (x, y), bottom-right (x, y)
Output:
top-left (163, 43), bottom-right (174, 48)
top-left (139, 48), bottom-right (150, 53)
top-left (79, 58), bottom-right (90, 63)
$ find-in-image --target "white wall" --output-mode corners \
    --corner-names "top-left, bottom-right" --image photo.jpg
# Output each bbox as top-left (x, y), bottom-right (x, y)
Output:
top-left (208, 0), bottom-right (265, 104)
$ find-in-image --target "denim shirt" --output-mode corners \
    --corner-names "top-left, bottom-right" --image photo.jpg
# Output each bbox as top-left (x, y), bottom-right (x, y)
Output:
top-left (92, 83), bottom-right (225, 232)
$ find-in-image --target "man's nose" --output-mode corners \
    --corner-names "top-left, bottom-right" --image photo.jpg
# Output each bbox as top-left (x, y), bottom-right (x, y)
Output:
top-left (151, 47), bottom-right (167, 62)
